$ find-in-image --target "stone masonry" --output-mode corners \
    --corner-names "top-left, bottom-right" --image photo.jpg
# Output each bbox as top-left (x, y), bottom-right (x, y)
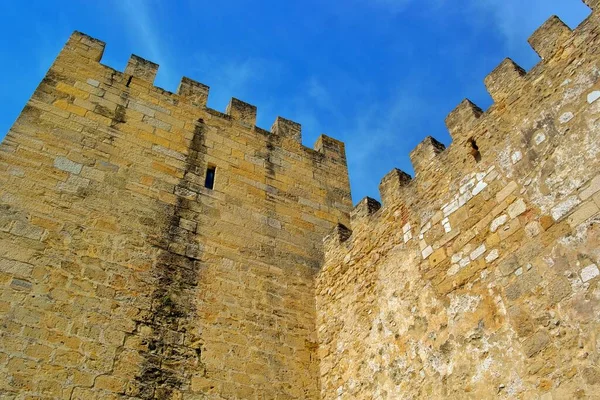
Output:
top-left (318, 3), bottom-right (600, 399)
top-left (1, 1), bottom-right (600, 399)
top-left (0, 28), bottom-right (351, 399)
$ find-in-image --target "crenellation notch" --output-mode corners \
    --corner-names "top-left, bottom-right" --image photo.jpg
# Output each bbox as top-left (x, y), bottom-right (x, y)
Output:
top-left (582, 0), bottom-right (598, 11)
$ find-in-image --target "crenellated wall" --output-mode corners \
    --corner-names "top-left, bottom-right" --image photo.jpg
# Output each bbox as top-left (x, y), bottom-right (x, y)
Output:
top-left (317, 3), bottom-right (600, 399)
top-left (2, 1), bottom-right (600, 400)
top-left (0, 31), bottom-right (351, 399)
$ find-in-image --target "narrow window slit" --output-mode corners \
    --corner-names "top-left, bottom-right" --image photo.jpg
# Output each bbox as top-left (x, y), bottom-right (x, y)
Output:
top-left (126, 76), bottom-right (133, 87)
top-left (204, 165), bottom-right (216, 190)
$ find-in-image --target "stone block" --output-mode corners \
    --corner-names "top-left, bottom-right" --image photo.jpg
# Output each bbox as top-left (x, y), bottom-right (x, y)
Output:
top-left (507, 198), bottom-right (527, 219)
top-left (547, 276), bottom-right (572, 304)
top-left (496, 181), bottom-right (518, 203)
top-left (445, 99), bottom-right (483, 142)
top-left (177, 77), bottom-right (209, 108)
top-left (528, 16), bottom-right (572, 60)
top-left (508, 305), bottom-right (535, 337)
top-left (409, 136), bottom-right (445, 176)
top-left (484, 58), bottom-right (526, 102)
top-left (429, 247), bottom-right (447, 267)
top-left (10, 278), bottom-right (32, 291)
top-left (579, 175), bottom-right (600, 200)
top-left (378, 168), bottom-right (412, 207)
top-left (551, 196), bottom-right (581, 221)
top-left (0, 259), bottom-right (34, 276)
top-left (567, 201), bottom-right (599, 227)
top-left (522, 331), bottom-right (550, 357)
top-left (125, 55), bottom-right (159, 83)
top-left (498, 218), bottom-right (521, 240)
top-left (271, 116), bottom-right (302, 143)
top-left (54, 156), bottom-right (83, 174)
top-left (580, 263), bottom-right (599, 282)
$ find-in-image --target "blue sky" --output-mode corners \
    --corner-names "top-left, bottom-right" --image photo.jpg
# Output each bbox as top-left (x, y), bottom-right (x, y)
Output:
top-left (0, 0), bottom-right (591, 203)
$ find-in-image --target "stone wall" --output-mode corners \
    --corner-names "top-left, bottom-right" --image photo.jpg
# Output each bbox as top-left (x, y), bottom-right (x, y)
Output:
top-left (0, 32), bottom-right (351, 399)
top-left (317, 5), bottom-right (600, 400)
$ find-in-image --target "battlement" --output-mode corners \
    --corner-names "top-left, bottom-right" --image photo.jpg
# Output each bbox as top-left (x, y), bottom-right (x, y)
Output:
top-left (0, 27), bottom-right (354, 399)
top-left (317, 4), bottom-right (600, 397)
top-left (323, 3), bottom-right (599, 255)
top-left (62, 31), bottom-right (343, 160)
top-left (2, 2), bottom-right (599, 399)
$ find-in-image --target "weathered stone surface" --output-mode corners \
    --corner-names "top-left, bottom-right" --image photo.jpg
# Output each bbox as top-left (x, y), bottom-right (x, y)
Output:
top-left (317, 8), bottom-right (600, 400)
top-left (2, 4), bottom-right (600, 399)
top-left (528, 16), bottom-right (572, 60)
top-left (0, 31), bottom-right (352, 399)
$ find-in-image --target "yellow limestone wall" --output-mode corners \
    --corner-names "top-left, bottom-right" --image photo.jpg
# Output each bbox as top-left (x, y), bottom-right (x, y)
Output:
top-left (0, 32), bottom-right (351, 399)
top-left (317, 4), bottom-right (600, 400)
top-left (3, 2), bottom-right (600, 400)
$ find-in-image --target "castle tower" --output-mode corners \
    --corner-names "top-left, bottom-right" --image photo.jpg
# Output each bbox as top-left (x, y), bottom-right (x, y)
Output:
top-left (3, 1), bottom-right (600, 399)
top-left (0, 32), bottom-right (351, 398)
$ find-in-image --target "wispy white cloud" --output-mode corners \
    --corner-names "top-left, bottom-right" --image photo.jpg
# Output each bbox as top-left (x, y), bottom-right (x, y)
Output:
top-left (307, 78), bottom-right (334, 111)
top-left (365, 0), bottom-right (413, 13)
top-left (112, 0), bottom-right (176, 88)
top-left (351, 0), bottom-right (446, 14)
top-left (189, 53), bottom-right (283, 116)
top-left (465, 0), bottom-right (589, 61)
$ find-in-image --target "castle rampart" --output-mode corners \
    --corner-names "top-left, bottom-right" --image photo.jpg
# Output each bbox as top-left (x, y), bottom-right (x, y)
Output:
top-left (317, 3), bottom-right (600, 398)
top-left (1, 1), bottom-right (600, 399)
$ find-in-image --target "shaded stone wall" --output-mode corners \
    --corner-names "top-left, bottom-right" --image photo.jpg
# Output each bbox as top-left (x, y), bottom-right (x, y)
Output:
top-left (0, 32), bottom-right (351, 399)
top-left (317, 5), bottom-right (600, 400)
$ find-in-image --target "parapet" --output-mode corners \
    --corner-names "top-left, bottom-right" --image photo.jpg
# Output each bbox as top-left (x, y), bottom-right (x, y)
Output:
top-left (350, 197), bottom-right (381, 228)
top-left (323, 223), bottom-right (352, 256)
top-left (484, 58), bottom-right (526, 103)
top-left (409, 136), bottom-right (445, 176)
top-left (324, 1), bottom-right (598, 254)
top-left (445, 99), bottom-right (483, 143)
top-left (226, 98), bottom-right (257, 126)
top-left (55, 30), bottom-right (347, 164)
top-left (125, 54), bottom-right (159, 83)
top-left (314, 135), bottom-right (347, 164)
top-left (271, 117), bottom-right (302, 143)
top-left (528, 16), bottom-right (572, 60)
top-left (66, 31), bottom-right (106, 62)
top-left (378, 168), bottom-right (412, 207)
top-left (177, 77), bottom-right (209, 108)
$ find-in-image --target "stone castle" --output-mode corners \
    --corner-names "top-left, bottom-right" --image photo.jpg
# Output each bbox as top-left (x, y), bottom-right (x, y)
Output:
top-left (1, 1), bottom-right (599, 399)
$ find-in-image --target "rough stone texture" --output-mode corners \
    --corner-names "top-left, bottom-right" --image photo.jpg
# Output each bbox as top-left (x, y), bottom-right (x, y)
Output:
top-left (317, 8), bottom-right (600, 400)
top-left (0, 31), bottom-right (351, 399)
top-left (1, 3), bottom-right (600, 400)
